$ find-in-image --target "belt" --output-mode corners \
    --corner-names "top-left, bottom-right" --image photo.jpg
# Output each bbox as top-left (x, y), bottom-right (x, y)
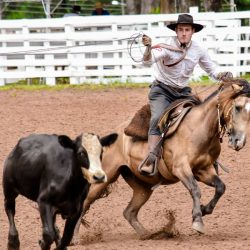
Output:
top-left (154, 80), bottom-right (183, 92)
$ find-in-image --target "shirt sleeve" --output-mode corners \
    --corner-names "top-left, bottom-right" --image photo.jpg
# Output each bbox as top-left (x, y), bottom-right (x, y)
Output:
top-left (198, 49), bottom-right (219, 80)
top-left (142, 46), bottom-right (170, 66)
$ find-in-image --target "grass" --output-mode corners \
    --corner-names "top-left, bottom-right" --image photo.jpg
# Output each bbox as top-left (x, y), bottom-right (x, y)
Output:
top-left (0, 81), bottom-right (149, 91)
top-left (1, 75), bottom-right (250, 91)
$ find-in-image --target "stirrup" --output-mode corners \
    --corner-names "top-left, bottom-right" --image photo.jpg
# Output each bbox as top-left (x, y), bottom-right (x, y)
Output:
top-left (138, 154), bottom-right (159, 176)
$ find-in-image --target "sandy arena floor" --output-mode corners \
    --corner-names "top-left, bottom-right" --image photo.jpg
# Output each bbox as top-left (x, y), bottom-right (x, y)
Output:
top-left (0, 86), bottom-right (249, 250)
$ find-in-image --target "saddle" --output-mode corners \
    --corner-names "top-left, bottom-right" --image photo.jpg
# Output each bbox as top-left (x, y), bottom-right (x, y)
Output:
top-left (124, 98), bottom-right (200, 140)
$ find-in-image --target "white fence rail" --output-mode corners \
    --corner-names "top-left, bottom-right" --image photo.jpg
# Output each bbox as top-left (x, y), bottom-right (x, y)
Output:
top-left (0, 11), bottom-right (250, 85)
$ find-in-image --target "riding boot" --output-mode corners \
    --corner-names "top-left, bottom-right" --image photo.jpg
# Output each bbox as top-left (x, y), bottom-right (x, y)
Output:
top-left (138, 134), bottom-right (162, 176)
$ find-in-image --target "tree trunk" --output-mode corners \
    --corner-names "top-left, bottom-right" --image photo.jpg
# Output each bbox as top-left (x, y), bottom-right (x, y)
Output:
top-left (178, 0), bottom-right (200, 13)
top-left (0, 2), bottom-right (3, 19)
top-left (126, 0), bottom-right (137, 14)
top-left (203, 0), bottom-right (222, 12)
top-left (160, 0), bottom-right (175, 13)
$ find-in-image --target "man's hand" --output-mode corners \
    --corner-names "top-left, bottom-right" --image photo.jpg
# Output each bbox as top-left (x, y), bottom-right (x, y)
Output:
top-left (217, 72), bottom-right (233, 81)
top-left (142, 34), bottom-right (152, 47)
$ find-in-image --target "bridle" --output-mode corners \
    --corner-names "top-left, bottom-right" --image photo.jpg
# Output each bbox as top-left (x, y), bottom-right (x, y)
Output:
top-left (216, 85), bottom-right (234, 142)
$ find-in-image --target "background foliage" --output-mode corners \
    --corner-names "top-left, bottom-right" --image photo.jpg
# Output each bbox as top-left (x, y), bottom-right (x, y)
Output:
top-left (0, 0), bottom-right (249, 19)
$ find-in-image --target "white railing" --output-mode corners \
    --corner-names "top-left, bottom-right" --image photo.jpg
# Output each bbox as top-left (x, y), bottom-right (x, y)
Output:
top-left (0, 11), bottom-right (249, 85)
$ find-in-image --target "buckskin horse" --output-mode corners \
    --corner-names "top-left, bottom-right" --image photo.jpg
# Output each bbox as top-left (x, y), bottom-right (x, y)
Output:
top-left (73, 79), bottom-right (250, 242)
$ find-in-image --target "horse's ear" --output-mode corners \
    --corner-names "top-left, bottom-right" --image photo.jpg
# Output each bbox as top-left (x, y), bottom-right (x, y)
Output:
top-left (232, 83), bottom-right (243, 91)
top-left (234, 79), bottom-right (250, 97)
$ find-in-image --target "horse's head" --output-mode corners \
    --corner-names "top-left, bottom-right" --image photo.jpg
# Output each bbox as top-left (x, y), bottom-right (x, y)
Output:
top-left (219, 79), bottom-right (250, 151)
top-left (227, 95), bottom-right (250, 150)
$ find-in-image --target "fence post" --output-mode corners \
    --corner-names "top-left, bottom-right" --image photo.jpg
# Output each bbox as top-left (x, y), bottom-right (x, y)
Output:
top-left (44, 26), bottom-right (56, 86)
top-left (0, 27), bottom-right (6, 86)
top-left (23, 25), bottom-right (36, 85)
top-left (65, 23), bottom-right (80, 84)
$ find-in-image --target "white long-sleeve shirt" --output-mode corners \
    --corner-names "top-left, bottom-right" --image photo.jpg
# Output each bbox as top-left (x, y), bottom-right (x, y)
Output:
top-left (143, 37), bottom-right (219, 88)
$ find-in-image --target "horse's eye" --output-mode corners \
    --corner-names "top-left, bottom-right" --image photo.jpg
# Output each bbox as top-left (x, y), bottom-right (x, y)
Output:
top-left (235, 106), bottom-right (242, 113)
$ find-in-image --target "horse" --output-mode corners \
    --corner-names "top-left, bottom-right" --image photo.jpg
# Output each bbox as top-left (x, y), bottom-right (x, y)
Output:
top-left (73, 79), bottom-right (250, 242)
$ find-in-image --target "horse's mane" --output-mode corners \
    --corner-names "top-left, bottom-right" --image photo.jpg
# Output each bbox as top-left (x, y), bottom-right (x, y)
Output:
top-left (202, 78), bottom-right (250, 103)
top-left (203, 89), bottom-right (219, 103)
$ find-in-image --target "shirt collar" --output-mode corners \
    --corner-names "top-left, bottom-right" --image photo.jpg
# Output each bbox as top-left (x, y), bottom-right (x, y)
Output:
top-left (175, 37), bottom-right (192, 49)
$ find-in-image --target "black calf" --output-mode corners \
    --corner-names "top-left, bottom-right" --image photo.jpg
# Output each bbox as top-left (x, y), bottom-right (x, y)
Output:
top-left (3, 133), bottom-right (90, 250)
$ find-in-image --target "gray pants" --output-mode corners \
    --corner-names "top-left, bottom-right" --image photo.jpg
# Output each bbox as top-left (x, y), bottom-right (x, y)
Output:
top-left (148, 81), bottom-right (192, 136)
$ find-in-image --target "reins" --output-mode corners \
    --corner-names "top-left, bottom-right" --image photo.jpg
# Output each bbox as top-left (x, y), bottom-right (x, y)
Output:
top-left (216, 86), bottom-right (227, 142)
top-left (216, 83), bottom-right (237, 143)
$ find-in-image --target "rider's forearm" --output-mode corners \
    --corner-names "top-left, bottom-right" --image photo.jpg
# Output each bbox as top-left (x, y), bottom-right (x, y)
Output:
top-left (143, 46), bottom-right (152, 62)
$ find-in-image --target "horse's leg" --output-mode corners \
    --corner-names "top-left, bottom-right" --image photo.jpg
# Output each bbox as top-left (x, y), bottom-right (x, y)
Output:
top-left (196, 167), bottom-right (226, 216)
top-left (172, 163), bottom-right (204, 234)
top-left (121, 167), bottom-right (153, 239)
top-left (4, 192), bottom-right (20, 250)
top-left (72, 164), bottom-right (122, 245)
top-left (38, 201), bottom-right (56, 250)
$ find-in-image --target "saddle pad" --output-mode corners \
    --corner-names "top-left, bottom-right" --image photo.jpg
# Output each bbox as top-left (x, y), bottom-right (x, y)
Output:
top-left (124, 104), bottom-right (150, 140)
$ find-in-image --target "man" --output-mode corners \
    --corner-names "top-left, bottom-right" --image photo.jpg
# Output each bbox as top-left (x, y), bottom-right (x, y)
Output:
top-left (139, 13), bottom-right (232, 176)
top-left (92, 2), bottom-right (110, 15)
top-left (63, 5), bottom-right (81, 17)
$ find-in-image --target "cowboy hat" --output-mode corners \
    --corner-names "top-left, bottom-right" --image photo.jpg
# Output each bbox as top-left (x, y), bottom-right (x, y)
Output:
top-left (167, 14), bottom-right (203, 33)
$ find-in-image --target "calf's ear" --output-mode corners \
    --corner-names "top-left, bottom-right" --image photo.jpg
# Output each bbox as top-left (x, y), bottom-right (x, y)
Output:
top-left (58, 135), bottom-right (74, 149)
top-left (100, 133), bottom-right (118, 147)
top-left (74, 134), bottom-right (83, 149)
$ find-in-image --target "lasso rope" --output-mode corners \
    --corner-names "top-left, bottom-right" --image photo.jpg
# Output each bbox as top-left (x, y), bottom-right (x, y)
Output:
top-left (0, 37), bottom-right (133, 56)
top-left (127, 32), bottom-right (145, 63)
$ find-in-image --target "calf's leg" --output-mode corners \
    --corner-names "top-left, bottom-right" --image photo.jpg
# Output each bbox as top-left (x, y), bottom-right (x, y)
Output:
top-left (52, 214), bottom-right (61, 247)
top-left (72, 164), bottom-right (122, 245)
top-left (56, 211), bottom-right (82, 250)
top-left (38, 202), bottom-right (56, 250)
top-left (4, 194), bottom-right (20, 250)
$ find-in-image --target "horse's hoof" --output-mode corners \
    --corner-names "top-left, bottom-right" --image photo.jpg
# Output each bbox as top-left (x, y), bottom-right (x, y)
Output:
top-left (139, 232), bottom-right (151, 240)
top-left (192, 221), bottom-right (205, 234)
top-left (69, 238), bottom-right (79, 246)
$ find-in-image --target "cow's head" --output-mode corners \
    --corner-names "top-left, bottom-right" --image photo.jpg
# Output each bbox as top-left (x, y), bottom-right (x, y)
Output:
top-left (58, 133), bottom-right (90, 171)
top-left (80, 132), bottom-right (118, 184)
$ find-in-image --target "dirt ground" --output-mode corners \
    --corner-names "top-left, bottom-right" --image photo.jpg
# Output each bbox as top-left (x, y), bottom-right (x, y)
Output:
top-left (0, 86), bottom-right (249, 250)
